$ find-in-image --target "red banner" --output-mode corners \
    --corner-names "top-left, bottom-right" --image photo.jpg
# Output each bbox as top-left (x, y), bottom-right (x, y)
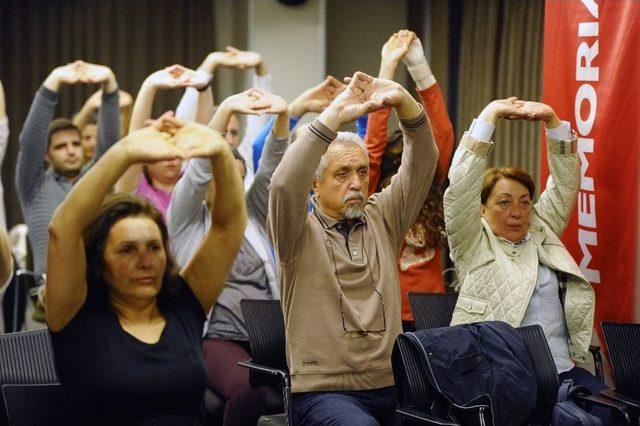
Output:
top-left (542, 0), bottom-right (640, 326)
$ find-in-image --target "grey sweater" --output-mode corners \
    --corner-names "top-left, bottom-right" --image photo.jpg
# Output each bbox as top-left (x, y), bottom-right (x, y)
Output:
top-left (168, 131), bottom-right (288, 341)
top-left (15, 87), bottom-right (120, 274)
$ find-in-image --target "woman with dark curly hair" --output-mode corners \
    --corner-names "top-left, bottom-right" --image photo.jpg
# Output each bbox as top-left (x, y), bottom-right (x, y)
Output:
top-left (366, 30), bottom-right (454, 331)
top-left (46, 113), bottom-right (247, 425)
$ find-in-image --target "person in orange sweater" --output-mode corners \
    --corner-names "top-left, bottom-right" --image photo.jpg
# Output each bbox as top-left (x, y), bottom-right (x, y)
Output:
top-left (365, 30), bottom-right (454, 331)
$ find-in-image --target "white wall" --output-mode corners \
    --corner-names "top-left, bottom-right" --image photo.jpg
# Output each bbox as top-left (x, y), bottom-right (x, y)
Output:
top-left (248, 0), bottom-right (326, 112)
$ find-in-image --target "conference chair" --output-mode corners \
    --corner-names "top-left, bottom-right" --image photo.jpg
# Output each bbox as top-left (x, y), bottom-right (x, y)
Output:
top-left (600, 322), bottom-right (640, 420)
top-left (408, 292), bottom-right (604, 381)
top-left (4, 270), bottom-right (43, 333)
top-left (2, 384), bottom-right (65, 426)
top-left (408, 292), bottom-right (458, 330)
top-left (518, 325), bottom-right (631, 425)
top-left (392, 324), bottom-right (630, 425)
top-left (392, 331), bottom-right (459, 425)
top-left (239, 299), bottom-right (290, 426)
top-left (0, 329), bottom-right (60, 424)
top-left (0, 329), bottom-right (58, 385)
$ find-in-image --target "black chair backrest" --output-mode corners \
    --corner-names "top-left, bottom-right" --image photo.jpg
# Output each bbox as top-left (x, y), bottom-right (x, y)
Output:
top-left (516, 325), bottom-right (560, 425)
top-left (2, 384), bottom-right (65, 426)
top-left (0, 329), bottom-right (59, 385)
top-left (16, 270), bottom-right (45, 305)
top-left (391, 335), bottom-right (434, 411)
top-left (240, 299), bottom-right (287, 371)
top-left (409, 292), bottom-right (459, 330)
top-left (16, 270), bottom-right (45, 290)
top-left (602, 322), bottom-right (640, 399)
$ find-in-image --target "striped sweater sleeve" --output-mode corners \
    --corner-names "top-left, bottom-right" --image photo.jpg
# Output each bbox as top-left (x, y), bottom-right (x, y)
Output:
top-left (95, 88), bottom-right (120, 160)
top-left (15, 86), bottom-right (59, 207)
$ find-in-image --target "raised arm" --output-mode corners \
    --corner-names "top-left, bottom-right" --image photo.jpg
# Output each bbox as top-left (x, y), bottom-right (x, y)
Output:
top-left (74, 90), bottom-right (130, 150)
top-left (72, 90), bottom-right (101, 130)
top-left (16, 61), bottom-right (106, 205)
top-left (176, 123), bottom-right (247, 313)
top-left (208, 46), bottom-right (269, 138)
top-left (168, 89), bottom-right (271, 257)
top-left (212, 46), bottom-right (275, 177)
top-left (401, 31), bottom-right (455, 174)
top-left (119, 91), bottom-right (133, 137)
top-left (268, 72), bottom-right (388, 263)
top-left (15, 69), bottom-right (63, 206)
top-left (192, 60), bottom-right (215, 125)
top-left (370, 76), bottom-right (439, 249)
top-left (288, 76), bottom-right (345, 121)
top-left (366, 31), bottom-right (411, 194)
top-left (246, 92), bottom-right (290, 225)
top-left (89, 64), bottom-right (121, 161)
top-left (0, 227), bottom-right (12, 293)
top-left (115, 65), bottom-right (209, 193)
top-left (233, 48), bottom-right (273, 154)
top-left (47, 113), bottom-right (187, 331)
top-left (207, 88), bottom-right (270, 132)
top-left (526, 102), bottom-right (579, 235)
top-left (251, 76), bottom-right (344, 172)
top-left (444, 98), bottom-right (531, 262)
top-left (175, 52), bottom-right (222, 124)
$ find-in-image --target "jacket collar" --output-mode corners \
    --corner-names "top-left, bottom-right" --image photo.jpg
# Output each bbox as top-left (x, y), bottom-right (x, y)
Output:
top-left (497, 232), bottom-right (532, 248)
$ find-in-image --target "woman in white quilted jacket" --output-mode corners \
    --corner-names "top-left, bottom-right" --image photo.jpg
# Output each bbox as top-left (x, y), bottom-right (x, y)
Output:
top-left (443, 98), bottom-right (610, 422)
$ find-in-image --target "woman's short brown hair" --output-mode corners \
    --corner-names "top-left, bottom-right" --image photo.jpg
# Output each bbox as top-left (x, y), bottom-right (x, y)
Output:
top-left (481, 167), bottom-right (535, 205)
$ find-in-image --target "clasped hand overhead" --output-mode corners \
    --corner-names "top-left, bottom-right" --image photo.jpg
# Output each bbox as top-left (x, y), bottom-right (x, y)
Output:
top-left (480, 97), bottom-right (561, 128)
top-left (145, 64), bottom-right (211, 90)
top-left (123, 112), bottom-right (228, 163)
top-left (222, 88), bottom-right (288, 115)
top-left (318, 71), bottom-right (421, 130)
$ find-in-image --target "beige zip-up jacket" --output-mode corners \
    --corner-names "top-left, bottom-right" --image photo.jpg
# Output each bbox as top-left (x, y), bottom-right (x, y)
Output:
top-left (444, 133), bottom-right (595, 362)
top-left (268, 112), bottom-right (438, 392)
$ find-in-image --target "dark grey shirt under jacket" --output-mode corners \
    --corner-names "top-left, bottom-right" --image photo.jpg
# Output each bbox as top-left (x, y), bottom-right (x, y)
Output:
top-left (15, 86), bottom-right (120, 275)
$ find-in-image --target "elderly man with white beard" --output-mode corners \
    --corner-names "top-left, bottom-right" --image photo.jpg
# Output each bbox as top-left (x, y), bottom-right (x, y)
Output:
top-left (268, 71), bottom-right (438, 425)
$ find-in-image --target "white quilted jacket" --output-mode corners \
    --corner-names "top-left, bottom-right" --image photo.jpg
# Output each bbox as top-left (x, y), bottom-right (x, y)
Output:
top-left (444, 133), bottom-right (595, 362)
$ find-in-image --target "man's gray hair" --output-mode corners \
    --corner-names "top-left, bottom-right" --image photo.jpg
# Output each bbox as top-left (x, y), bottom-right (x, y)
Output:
top-left (314, 132), bottom-right (369, 182)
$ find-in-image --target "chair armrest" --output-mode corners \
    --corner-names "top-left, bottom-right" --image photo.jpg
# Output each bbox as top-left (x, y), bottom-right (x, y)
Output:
top-left (588, 345), bottom-right (604, 381)
top-left (239, 359), bottom-right (292, 426)
top-left (599, 389), bottom-right (640, 410)
top-left (396, 407), bottom-right (461, 425)
top-left (574, 394), bottom-right (632, 425)
top-left (238, 359), bottom-right (290, 387)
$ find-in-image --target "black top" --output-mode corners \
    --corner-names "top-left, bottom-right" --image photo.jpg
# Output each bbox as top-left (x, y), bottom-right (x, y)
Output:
top-left (50, 275), bottom-right (207, 426)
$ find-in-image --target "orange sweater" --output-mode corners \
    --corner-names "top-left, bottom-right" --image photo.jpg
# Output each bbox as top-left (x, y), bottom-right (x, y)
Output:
top-left (365, 83), bottom-right (454, 321)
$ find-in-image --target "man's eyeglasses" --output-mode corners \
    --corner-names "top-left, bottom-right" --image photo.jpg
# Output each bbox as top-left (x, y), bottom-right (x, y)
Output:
top-left (324, 231), bottom-right (386, 334)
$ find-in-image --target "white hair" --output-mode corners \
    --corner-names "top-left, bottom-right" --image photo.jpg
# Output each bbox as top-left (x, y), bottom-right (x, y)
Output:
top-left (314, 132), bottom-right (369, 182)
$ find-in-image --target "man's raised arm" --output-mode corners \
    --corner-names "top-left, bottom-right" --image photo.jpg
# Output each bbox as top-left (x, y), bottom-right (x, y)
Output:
top-left (93, 64), bottom-right (120, 160)
top-left (268, 72), bottom-right (385, 264)
top-left (16, 61), bottom-right (97, 205)
top-left (368, 75), bottom-right (438, 250)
